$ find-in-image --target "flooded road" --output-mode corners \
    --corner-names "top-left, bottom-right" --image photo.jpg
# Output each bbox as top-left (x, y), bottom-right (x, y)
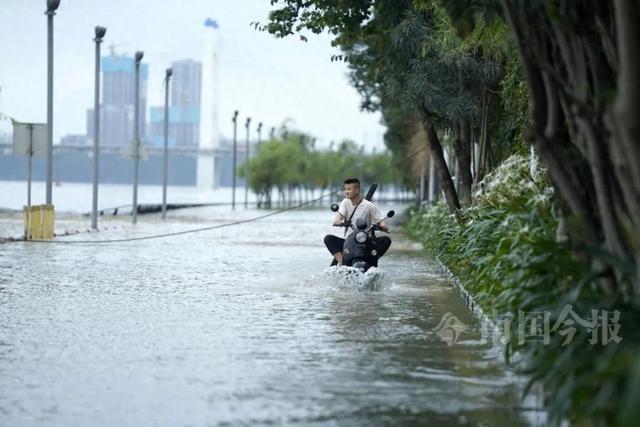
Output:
top-left (0, 206), bottom-right (538, 426)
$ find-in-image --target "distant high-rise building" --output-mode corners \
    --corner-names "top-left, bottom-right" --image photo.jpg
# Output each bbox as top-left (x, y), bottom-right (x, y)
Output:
top-left (199, 18), bottom-right (219, 152)
top-left (198, 17), bottom-right (220, 189)
top-left (86, 52), bottom-right (149, 147)
top-left (172, 60), bottom-right (201, 108)
top-left (149, 59), bottom-right (202, 148)
top-left (87, 104), bottom-right (134, 147)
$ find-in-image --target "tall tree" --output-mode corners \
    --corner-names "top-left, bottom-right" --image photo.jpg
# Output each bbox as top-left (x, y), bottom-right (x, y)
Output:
top-left (494, 0), bottom-right (640, 294)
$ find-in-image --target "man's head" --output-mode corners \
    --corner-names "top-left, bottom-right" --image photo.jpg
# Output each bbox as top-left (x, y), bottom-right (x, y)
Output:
top-left (343, 178), bottom-right (361, 201)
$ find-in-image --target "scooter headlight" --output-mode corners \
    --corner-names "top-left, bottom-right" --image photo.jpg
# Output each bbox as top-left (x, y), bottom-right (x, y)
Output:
top-left (355, 231), bottom-right (368, 244)
top-left (370, 249), bottom-right (378, 256)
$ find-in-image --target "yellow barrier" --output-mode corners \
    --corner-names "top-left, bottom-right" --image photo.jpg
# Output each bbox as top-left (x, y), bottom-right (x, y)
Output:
top-left (23, 204), bottom-right (55, 240)
top-left (43, 205), bottom-right (54, 239)
top-left (31, 206), bottom-right (42, 239)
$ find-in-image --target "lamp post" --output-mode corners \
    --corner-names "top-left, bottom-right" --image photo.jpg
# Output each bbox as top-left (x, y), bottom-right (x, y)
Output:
top-left (231, 110), bottom-right (238, 210)
top-left (257, 122), bottom-right (263, 147)
top-left (244, 116), bottom-right (251, 209)
top-left (162, 68), bottom-right (172, 220)
top-left (45, 0), bottom-right (61, 205)
top-left (255, 121), bottom-right (263, 207)
top-left (91, 25), bottom-right (106, 230)
top-left (131, 51), bottom-right (143, 224)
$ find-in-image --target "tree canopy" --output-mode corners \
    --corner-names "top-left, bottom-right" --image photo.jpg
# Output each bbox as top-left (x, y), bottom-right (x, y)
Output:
top-left (239, 125), bottom-right (396, 207)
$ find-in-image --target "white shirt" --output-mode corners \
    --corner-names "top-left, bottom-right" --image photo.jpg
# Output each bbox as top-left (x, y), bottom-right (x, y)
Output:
top-left (338, 198), bottom-right (385, 236)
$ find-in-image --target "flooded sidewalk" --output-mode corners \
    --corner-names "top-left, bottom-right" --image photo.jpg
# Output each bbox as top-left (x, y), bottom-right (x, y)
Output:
top-left (0, 206), bottom-right (541, 426)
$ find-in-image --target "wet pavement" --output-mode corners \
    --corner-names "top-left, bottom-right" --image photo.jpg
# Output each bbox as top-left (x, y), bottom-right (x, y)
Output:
top-left (0, 206), bottom-right (541, 426)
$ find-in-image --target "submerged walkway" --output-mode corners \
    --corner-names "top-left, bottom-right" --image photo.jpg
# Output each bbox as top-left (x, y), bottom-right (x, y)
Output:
top-left (0, 206), bottom-right (542, 425)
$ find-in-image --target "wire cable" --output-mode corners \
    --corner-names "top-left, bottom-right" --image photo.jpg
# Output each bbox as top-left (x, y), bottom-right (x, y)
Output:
top-left (23, 190), bottom-right (342, 244)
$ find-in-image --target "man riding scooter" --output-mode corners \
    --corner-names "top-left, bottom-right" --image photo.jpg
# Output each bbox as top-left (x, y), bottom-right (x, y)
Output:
top-left (323, 178), bottom-right (391, 267)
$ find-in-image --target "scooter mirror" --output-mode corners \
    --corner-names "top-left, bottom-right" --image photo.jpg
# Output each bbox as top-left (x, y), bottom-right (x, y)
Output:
top-left (387, 210), bottom-right (395, 218)
top-left (330, 203), bottom-right (340, 212)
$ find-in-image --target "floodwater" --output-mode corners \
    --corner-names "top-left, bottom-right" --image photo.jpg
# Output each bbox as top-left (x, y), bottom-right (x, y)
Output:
top-left (0, 202), bottom-right (542, 426)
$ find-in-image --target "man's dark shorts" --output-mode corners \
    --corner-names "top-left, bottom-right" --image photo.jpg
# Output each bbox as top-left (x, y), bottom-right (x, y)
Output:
top-left (324, 234), bottom-right (391, 258)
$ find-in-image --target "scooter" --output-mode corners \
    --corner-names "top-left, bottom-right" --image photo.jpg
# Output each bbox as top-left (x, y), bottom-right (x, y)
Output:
top-left (330, 203), bottom-right (395, 272)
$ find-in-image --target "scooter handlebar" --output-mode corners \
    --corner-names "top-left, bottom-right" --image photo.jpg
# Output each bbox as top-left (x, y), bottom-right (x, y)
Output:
top-left (333, 222), bottom-right (352, 227)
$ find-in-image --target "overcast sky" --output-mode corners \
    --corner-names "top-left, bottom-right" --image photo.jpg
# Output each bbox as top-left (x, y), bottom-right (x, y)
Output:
top-left (0, 0), bottom-right (385, 150)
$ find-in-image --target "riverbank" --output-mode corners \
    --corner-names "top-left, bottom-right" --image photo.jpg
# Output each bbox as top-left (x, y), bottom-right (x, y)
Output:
top-left (404, 155), bottom-right (639, 426)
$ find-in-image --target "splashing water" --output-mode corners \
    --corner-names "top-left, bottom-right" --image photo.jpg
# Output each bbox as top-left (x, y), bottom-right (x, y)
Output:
top-left (302, 265), bottom-right (387, 292)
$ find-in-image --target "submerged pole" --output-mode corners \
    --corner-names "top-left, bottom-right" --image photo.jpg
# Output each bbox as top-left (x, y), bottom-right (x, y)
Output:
top-left (162, 68), bottom-right (172, 219)
top-left (132, 51), bottom-right (143, 224)
top-left (91, 26), bottom-right (106, 230)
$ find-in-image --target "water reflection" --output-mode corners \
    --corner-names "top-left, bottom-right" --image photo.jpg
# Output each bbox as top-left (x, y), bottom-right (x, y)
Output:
top-left (0, 207), bottom-right (537, 426)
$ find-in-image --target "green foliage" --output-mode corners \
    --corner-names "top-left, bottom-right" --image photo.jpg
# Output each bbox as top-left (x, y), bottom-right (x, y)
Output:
top-left (492, 52), bottom-right (529, 159)
top-left (406, 155), bottom-right (640, 426)
top-left (263, 0), bottom-right (528, 190)
top-left (238, 125), bottom-right (398, 205)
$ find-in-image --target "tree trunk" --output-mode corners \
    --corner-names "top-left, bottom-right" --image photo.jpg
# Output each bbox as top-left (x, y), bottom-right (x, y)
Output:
top-left (456, 117), bottom-right (473, 205)
top-left (500, 0), bottom-right (639, 295)
top-left (454, 69), bottom-right (473, 205)
top-left (418, 107), bottom-right (461, 214)
top-left (610, 0), bottom-right (640, 293)
top-left (502, 1), bottom-right (599, 242)
top-left (475, 88), bottom-right (493, 185)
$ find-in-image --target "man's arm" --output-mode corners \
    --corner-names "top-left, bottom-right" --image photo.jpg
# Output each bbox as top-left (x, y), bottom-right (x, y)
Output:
top-left (334, 199), bottom-right (348, 225)
top-left (371, 204), bottom-right (389, 232)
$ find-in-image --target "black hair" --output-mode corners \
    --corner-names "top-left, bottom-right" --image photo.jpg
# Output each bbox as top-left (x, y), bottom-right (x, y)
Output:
top-left (343, 178), bottom-right (360, 188)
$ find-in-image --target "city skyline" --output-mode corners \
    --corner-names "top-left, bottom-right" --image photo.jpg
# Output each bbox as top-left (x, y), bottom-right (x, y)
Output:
top-left (0, 0), bottom-right (386, 151)
top-left (86, 52), bottom-right (149, 147)
top-left (149, 58), bottom-right (202, 148)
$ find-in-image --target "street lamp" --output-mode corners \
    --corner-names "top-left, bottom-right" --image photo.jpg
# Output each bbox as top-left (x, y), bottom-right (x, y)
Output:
top-left (257, 122), bottom-right (263, 147)
top-left (45, 0), bottom-right (61, 205)
top-left (231, 110), bottom-right (238, 210)
top-left (132, 50), bottom-right (143, 224)
top-left (244, 116), bottom-right (251, 209)
top-left (91, 25), bottom-right (106, 230)
top-left (162, 68), bottom-right (172, 220)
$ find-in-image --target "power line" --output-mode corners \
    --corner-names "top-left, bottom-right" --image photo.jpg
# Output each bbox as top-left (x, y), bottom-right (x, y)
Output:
top-left (24, 190), bottom-right (342, 245)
